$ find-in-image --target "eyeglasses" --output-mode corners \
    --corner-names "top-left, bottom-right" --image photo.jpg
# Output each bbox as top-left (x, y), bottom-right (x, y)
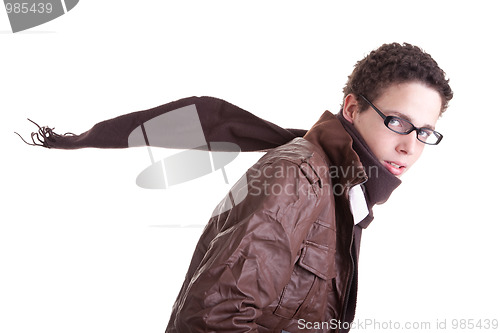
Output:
top-left (359, 95), bottom-right (443, 145)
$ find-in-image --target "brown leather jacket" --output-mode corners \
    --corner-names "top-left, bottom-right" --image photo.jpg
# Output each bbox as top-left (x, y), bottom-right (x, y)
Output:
top-left (166, 111), bottom-right (368, 333)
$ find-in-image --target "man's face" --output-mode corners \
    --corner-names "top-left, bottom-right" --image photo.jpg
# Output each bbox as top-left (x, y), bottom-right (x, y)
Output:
top-left (344, 82), bottom-right (442, 177)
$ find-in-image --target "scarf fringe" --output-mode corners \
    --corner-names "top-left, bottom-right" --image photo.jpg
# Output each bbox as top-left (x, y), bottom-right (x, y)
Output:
top-left (14, 118), bottom-right (76, 148)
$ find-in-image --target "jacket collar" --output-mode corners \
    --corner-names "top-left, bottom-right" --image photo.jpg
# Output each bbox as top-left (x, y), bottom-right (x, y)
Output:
top-left (304, 111), bottom-right (401, 228)
top-left (337, 112), bottom-right (401, 205)
top-left (304, 111), bottom-right (368, 193)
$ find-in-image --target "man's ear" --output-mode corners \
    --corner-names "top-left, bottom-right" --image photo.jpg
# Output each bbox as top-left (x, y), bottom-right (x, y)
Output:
top-left (342, 94), bottom-right (360, 124)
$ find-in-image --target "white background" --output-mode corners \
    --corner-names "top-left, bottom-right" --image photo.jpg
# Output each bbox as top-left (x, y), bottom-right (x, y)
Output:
top-left (1, 1), bottom-right (499, 332)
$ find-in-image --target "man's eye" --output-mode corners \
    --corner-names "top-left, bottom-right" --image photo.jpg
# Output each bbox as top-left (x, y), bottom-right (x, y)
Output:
top-left (418, 129), bottom-right (431, 138)
top-left (388, 118), bottom-right (402, 127)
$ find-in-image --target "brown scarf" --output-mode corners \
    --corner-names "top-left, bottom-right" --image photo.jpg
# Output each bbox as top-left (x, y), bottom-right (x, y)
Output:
top-left (16, 96), bottom-right (305, 151)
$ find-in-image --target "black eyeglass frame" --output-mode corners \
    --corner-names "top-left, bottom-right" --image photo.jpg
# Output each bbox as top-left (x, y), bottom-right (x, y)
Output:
top-left (359, 94), bottom-right (443, 145)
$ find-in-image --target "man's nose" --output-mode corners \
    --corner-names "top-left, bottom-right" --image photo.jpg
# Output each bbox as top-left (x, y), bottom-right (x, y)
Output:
top-left (396, 132), bottom-right (418, 155)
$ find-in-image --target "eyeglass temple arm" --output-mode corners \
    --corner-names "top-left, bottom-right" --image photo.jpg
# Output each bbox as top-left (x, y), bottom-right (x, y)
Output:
top-left (359, 94), bottom-right (387, 119)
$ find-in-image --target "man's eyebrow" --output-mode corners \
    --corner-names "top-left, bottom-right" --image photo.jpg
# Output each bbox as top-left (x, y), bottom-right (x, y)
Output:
top-left (388, 111), bottom-right (436, 130)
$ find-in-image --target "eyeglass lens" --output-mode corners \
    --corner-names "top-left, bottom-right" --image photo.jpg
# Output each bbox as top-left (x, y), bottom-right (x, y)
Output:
top-left (385, 117), bottom-right (440, 144)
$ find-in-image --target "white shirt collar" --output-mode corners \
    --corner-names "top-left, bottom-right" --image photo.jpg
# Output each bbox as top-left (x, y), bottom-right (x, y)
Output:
top-left (348, 184), bottom-right (369, 225)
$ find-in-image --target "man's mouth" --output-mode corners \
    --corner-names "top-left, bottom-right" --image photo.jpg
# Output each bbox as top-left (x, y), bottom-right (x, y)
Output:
top-left (383, 161), bottom-right (406, 176)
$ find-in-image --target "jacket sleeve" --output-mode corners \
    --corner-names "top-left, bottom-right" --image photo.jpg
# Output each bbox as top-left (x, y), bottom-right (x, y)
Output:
top-left (167, 158), bottom-right (323, 332)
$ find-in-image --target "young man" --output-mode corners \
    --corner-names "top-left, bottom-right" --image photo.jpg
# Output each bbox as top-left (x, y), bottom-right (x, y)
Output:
top-left (162, 44), bottom-right (451, 333)
top-left (18, 43), bottom-right (452, 333)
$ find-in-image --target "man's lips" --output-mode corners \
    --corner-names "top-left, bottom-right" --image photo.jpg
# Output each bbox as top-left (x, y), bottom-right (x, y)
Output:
top-left (383, 161), bottom-right (407, 176)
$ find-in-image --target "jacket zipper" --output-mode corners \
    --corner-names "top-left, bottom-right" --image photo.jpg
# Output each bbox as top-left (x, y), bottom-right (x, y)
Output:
top-left (338, 178), bottom-right (366, 332)
top-left (338, 237), bottom-right (355, 332)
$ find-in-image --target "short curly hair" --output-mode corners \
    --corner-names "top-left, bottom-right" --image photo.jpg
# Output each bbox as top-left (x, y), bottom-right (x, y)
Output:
top-left (342, 43), bottom-right (453, 115)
